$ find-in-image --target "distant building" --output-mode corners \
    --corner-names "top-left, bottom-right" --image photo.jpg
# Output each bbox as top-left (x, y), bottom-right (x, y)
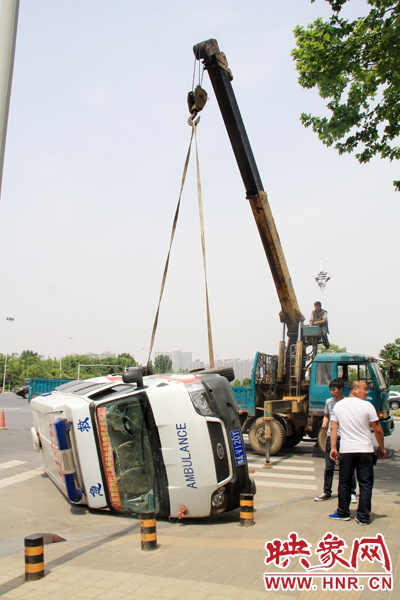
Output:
top-left (99, 351), bottom-right (116, 359)
top-left (81, 351), bottom-right (116, 360)
top-left (153, 351), bottom-right (252, 379)
top-left (192, 359), bottom-right (204, 370)
top-left (154, 350), bottom-right (193, 372)
top-left (215, 358), bottom-right (253, 380)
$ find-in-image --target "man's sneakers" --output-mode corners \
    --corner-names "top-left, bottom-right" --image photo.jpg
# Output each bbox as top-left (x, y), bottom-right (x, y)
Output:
top-left (314, 493), bottom-right (331, 502)
top-left (328, 512), bottom-right (351, 521)
top-left (351, 494), bottom-right (358, 504)
top-left (327, 513), bottom-right (371, 524)
top-left (355, 517), bottom-right (370, 526)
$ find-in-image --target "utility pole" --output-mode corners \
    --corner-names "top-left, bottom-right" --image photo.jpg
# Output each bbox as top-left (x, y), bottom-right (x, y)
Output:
top-left (0, 0), bottom-right (20, 201)
top-left (2, 316), bottom-right (14, 391)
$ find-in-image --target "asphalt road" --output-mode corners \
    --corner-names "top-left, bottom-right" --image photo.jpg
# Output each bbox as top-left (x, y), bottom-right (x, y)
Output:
top-left (0, 392), bottom-right (399, 540)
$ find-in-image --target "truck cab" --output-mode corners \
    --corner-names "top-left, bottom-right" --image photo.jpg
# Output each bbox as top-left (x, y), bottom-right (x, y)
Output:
top-left (309, 353), bottom-right (393, 436)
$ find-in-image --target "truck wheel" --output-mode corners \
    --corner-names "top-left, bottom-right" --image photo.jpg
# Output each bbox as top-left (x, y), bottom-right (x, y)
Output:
top-left (285, 433), bottom-right (303, 448)
top-left (317, 426), bottom-right (327, 453)
top-left (192, 367), bottom-right (235, 382)
top-left (248, 417), bottom-right (286, 456)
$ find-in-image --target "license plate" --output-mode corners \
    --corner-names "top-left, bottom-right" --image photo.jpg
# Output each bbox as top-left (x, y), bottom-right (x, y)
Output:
top-left (230, 429), bottom-right (246, 466)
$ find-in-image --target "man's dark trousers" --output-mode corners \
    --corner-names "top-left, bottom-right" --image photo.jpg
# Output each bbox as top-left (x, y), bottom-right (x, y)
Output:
top-left (324, 436), bottom-right (356, 497)
top-left (337, 453), bottom-right (374, 523)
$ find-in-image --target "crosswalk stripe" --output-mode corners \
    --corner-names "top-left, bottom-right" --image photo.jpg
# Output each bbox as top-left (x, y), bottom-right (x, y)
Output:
top-left (0, 468), bottom-right (42, 489)
top-left (247, 457), bottom-right (314, 465)
top-left (249, 464), bottom-right (315, 472)
top-left (0, 460), bottom-right (26, 470)
top-left (252, 471), bottom-right (316, 480)
top-left (255, 481), bottom-right (317, 490)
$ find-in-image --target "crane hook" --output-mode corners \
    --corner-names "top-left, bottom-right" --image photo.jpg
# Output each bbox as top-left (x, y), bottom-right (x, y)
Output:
top-left (187, 85), bottom-right (207, 126)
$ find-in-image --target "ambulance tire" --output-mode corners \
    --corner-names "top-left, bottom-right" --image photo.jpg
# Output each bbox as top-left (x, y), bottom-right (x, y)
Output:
top-left (138, 365), bottom-right (153, 376)
top-left (193, 367), bottom-right (235, 382)
top-left (248, 417), bottom-right (286, 456)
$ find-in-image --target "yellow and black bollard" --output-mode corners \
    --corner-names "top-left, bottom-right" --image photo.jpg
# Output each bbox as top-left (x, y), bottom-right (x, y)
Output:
top-left (140, 510), bottom-right (157, 551)
top-left (240, 493), bottom-right (254, 527)
top-left (24, 534), bottom-right (44, 581)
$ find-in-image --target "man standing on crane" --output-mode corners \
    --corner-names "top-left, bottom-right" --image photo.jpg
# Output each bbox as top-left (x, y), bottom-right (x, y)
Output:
top-left (309, 301), bottom-right (330, 349)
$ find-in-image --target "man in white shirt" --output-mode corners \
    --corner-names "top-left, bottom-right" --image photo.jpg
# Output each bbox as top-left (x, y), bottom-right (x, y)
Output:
top-left (314, 378), bottom-right (356, 503)
top-left (329, 380), bottom-right (386, 524)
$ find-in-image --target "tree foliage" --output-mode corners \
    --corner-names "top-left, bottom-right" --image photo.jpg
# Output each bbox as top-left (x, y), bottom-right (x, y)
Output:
top-left (293, 0), bottom-right (400, 190)
top-left (317, 343), bottom-right (347, 354)
top-left (154, 354), bottom-right (173, 374)
top-left (0, 352), bottom-right (138, 388)
top-left (379, 337), bottom-right (400, 383)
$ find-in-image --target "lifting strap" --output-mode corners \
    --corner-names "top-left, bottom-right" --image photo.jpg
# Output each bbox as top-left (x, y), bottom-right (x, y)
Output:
top-left (145, 128), bottom-right (194, 374)
top-left (193, 123), bottom-right (214, 368)
top-left (145, 122), bottom-right (214, 373)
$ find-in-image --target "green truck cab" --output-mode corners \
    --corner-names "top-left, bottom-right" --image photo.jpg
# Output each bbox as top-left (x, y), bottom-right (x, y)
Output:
top-left (233, 352), bottom-right (394, 455)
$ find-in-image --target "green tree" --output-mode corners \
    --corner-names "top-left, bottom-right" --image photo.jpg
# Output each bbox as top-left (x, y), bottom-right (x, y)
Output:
top-left (231, 379), bottom-right (242, 387)
top-left (154, 354), bottom-right (173, 374)
top-left (379, 338), bottom-right (400, 383)
top-left (242, 377), bottom-right (251, 386)
top-left (20, 350), bottom-right (39, 360)
top-left (0, 351), bottom-right (142, 386)
top-left (317, 343), bottom-right (347, 354)
top-left (292, 0), bottom-right (400, 190)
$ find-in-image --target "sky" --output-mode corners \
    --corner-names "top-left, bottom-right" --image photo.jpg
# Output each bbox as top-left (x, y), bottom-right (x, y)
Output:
top-left (0, 0), bottom-right (399, 367)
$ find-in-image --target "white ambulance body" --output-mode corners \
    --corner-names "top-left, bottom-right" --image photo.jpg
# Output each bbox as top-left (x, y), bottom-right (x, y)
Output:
top-left (31, 368), bottom-right (253, 518)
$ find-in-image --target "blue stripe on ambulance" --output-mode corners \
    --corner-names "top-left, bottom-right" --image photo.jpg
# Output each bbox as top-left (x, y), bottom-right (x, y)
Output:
top-left (54, 418), bottom-right (83, 503)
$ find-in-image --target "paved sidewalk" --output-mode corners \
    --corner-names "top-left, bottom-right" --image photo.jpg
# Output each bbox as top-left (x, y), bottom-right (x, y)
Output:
top-left (0, 490), bottom-right (399, 600)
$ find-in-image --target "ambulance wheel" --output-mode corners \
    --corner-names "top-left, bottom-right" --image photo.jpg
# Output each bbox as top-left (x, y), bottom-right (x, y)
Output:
top-left (192, 366), bottom-right (235, 382)
top-left (138, 365), bottom-right (153, 375)
top-left (31, 427), bottom-right (41, 452)
top-left (317, 426), bottom-right (327, 453)
top-left (248, 417), bottom-right (286, 456)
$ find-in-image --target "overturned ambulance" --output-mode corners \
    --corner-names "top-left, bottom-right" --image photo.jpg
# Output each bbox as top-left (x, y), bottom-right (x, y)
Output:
top-left (30, 368), bottom-right (254, 518)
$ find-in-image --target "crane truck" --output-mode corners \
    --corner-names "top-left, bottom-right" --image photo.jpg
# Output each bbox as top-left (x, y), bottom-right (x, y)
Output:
top-left (191, 39), bottom-right (394, 455)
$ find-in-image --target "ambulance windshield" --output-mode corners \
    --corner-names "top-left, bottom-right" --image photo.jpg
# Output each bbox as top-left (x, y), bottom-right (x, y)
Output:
top-left (96, 393), bottom-right (168, 515)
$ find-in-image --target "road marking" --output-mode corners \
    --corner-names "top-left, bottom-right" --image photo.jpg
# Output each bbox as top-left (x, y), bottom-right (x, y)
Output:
top-left (0, 460), bottom-right (26, 470)
top-left (249, 463), bottom-right (315, 472)
top-left (0, 468), bottom-right (42, 489)
top-left (252, 471), bottom-right (316, 480)
top-left (255, 481), bottom-right (317, 490)
top-left (247, 458), bottom-right (315, 465)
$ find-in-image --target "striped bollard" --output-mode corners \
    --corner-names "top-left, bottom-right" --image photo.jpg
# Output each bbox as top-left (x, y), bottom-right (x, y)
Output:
top-left (240, 493), bottom-right (254, 527)
top-left (140, 510), bottom-right (157, 551)
top-left (24, 534), bottom-right (44, 581)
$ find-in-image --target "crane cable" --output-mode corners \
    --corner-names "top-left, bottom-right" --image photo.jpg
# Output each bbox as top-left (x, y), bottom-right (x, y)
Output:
top-left (145, 121), bottom-right (214, 373)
